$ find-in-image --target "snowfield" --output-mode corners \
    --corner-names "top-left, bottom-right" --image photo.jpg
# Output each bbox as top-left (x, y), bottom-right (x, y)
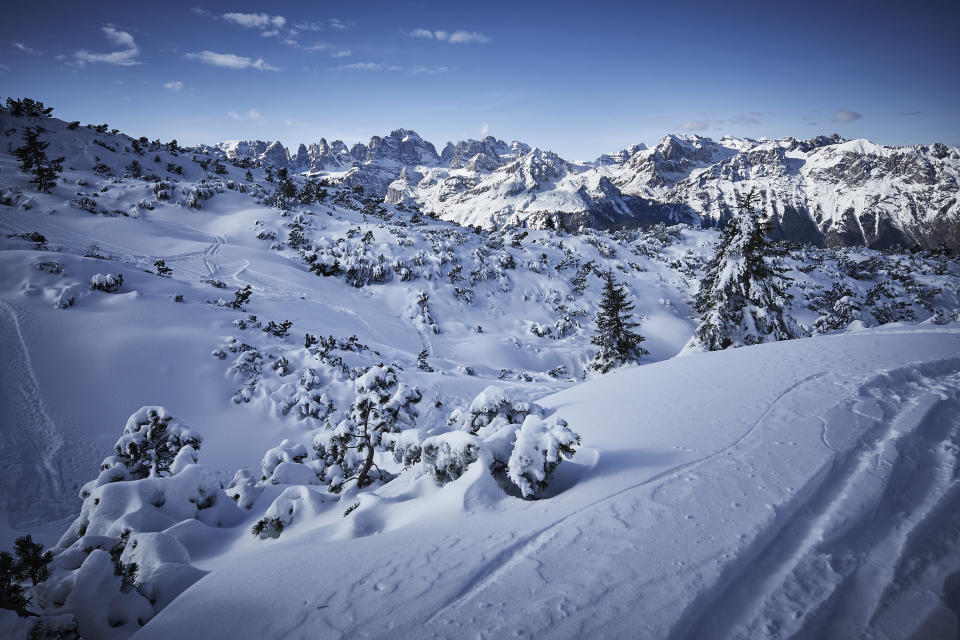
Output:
top-left (1, 103), bottom-right (959, 639)
top-left (135, 327), bottom-right (960, 640)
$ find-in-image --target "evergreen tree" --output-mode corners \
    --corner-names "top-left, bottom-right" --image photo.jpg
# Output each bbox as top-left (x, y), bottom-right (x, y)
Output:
top-left (12, 536), bottom-right (52, 586)
top-left (590, 270), bottom-right (648, 373)
top-left (0, 551), bottom-right (33, 617)
top-left (692, 188), bottom-right (800, 350)
top-left (320, 366), bottom-right (421, 490)
top-left (14, 127), bottom-right (64, 193)
top-left (107, 406), bottom-right (202, 480)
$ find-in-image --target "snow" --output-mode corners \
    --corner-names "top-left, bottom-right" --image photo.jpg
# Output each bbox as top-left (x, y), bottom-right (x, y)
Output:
top-left (136, 327), bottom-right (960, 639)
top-left (1, 104), bottom-right (959, 639)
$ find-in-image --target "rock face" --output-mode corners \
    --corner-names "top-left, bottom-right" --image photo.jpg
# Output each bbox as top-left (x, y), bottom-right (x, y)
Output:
top-left (211, 129), bottom-right (960, 250)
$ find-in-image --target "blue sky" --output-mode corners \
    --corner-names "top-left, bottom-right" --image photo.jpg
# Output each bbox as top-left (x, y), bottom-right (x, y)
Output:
top-left (2, 0), bottom-right (958, 159)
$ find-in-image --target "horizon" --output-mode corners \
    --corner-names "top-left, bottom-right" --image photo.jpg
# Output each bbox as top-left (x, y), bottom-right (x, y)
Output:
top-left (2, 0), bottom-right (959, 158)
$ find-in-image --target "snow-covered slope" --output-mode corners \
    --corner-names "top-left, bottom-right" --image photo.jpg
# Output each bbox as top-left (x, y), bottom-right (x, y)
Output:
top-left (2, 102), bottom-right (960, 639)
top-left (138, 326), bottom-right (960, 640)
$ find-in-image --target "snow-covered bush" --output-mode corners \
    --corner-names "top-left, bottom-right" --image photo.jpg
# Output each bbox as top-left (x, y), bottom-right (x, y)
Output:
top-left (507, 415), bottom-right (581, 499)
top-left (259, 439), bottom-right (315, 485)
top-left (421, 432), bottom-right (484, 485)
top-left (98, 407), bottom-right (202, 482)
top-left (90, 273), bottom-right (123, 293)
top-left (317, 365), bottom-right (422, 491)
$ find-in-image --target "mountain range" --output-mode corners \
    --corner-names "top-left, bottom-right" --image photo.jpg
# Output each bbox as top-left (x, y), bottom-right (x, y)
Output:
top-left (209, 130), bottom-right (960, 250)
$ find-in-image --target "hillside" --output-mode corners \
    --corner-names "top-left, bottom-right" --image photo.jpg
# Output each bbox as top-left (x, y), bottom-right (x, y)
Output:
top-left (1, 101), bottom-right (959, 639)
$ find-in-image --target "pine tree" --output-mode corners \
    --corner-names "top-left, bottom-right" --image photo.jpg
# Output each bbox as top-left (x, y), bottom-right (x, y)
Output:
top-left (692, 188), bottom-right (800, 350)
top-left (108, 407), bottom-right (202, 479)
top-left (14, 127), bottom-right (64, 193)
top-left (590, 270), bottom-right (648, 373)
top-left (321, 366), bottom-right (421, 490)
top-left (12, 536), bottom-right (52, 586)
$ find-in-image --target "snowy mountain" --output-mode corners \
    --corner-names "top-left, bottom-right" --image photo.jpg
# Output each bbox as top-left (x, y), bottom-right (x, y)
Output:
top-left (1, 100), bottom-right (960, 639)
top-left (206, 128), bottom-right (960, 250)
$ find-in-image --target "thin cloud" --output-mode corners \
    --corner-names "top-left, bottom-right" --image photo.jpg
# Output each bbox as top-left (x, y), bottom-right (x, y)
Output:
top-left (329, 18), bottom-right (354, 30)
top-left (681, 121), bottom-right (710, 132)
top-left (164, 80), bottom-right (184, 91)
top-left (833, 109), bottom-right (862, 122)
top-left (332, 50), bottom-right (352, 58)
top-left (898, 111), bottom-right (921, 117)
top-left (410, 64), bottom-right (449, 75)
top-left (13, 42), bottom-right (41, 55)
top-left (191, 7), bottom-right (212, 17)
top-left (480, 122), bottom-right (489, 136)
top-left (334, 61), bottom-right (401, 72)
top-left (448, 31), bottom-right (490, 44)
top-left (185, 51), bottom-right (280, 70)
top-left (222, 12), bottom-right (286, 29)
top-left (408, 28), bottom-right (490, 43)
top-left (74, 25), bottom-right (140, 67)
top-left (228, 109), bottom-right (264, 121)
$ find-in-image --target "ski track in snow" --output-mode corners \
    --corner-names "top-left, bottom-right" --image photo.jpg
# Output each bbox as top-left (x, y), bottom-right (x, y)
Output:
top-left (429, 371), bottom-right (831, 624)
top-left (670, 360), bottom-right (960, 640)
top-left (0, 300), bottom-right (73, 529)
top-left (421, 359), bottom-right (960, 639)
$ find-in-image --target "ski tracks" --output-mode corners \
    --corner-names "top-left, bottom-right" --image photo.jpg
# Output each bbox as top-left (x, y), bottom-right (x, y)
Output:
top-left (669, 360), bottom-right (960, 640)
top-left (0, 301), bottom-right (73, 529)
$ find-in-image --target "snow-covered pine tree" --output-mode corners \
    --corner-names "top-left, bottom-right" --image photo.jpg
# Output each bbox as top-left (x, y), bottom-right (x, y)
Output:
top-left (692, 188), bottom-right (800, 350)
top-left (590, 270), bottom-right (648, 373)
top-left (320, 366), bottom-right (422, 491)
top-left (104, 407), bottom-right (203, 480)
top-left (14, 127), bottom-right (64, 193)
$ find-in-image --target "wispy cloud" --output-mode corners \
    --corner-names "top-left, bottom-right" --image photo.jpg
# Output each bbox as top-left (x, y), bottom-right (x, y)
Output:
top-left (332, 50), bottom-right (352, 58)
top-left (680, 121), bottom-right (710, 132)
top-left (191, 7), bottom-right (212, 17)
top-left (185, 50), bottom-right (280, 70)
top-left (410, 64), bottom-right (449, 75)
top-left (164, 80), bottom-right (184, 91)
top-left (74, 25), bottom-right (140, 67)
top-left (329, 18), bottom-right (354, 30)
top-left (223, 12), bottom-right (286, 29)
top-left (833, 109), bottom-right (862, 122)
top-left (334, 61), bottom-right (448, 74)
top-left (898, 111), bottom-right (921, 117)
top-left (480, 122), bottom-right (489, 136)
top-left (228, 108), bottom-right (264, 121)
top-left (13, 41), bottom-right (41, 55)
top-left (408, 28), bottom-right (491, 44)
top-left (334, 61), bottom-right (401, 72)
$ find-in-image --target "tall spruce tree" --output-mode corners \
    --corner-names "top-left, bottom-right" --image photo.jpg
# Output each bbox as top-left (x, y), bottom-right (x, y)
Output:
top-left (692, 187), bottom-right (800, 351)
top-left (590, 270), bottom-right (648, 373)
top-left (14, 127), bottom-right (64, 193)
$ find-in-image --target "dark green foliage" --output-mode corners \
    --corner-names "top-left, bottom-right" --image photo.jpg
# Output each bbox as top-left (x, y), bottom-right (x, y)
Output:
top-left (693, 188), bottom-right (798, 350)
top-left (5, 98), bottom-right (53, 118)
top-left (0, 535), bottom-right (54, 617)
top-left (244, 169), bottom-right (254, 182)
top-left (14, 127), bottom-right (64, 193)
top-left (154, 259), bottom-right (172, 276)
top-left (0, 551), bottom-right (32, 616)
top-left (264, 319), bottom-right (293, 338)
top-left (304, 333), bottom-right (319, 349)
top-left (13, 536), bottom-right (53, 587)
top-left (590, 270), bottom-right (648, 373)
top-left (125, 159), bottom-right (142, 178)
top-left (251, 516), bottom-right (283, 539)
top-left (417, 349), bottom-right (434, 372)
top-left (230, 284), bottom-right (252, 310)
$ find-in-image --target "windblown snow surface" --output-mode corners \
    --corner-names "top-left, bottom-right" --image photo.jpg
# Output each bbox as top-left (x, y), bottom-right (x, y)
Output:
top-left (1, 111), bottom-right (960, 639)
